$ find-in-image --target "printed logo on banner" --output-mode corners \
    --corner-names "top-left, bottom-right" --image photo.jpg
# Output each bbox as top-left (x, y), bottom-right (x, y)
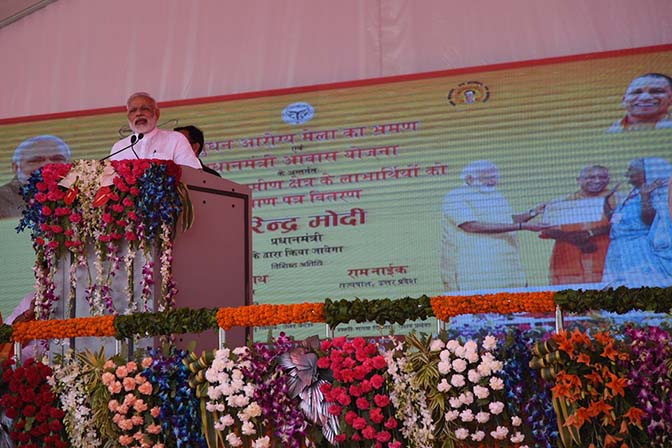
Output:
top-left (282, 102), bottom-right (315, 125)
top-left (447, 81), bottom-right (490, 106)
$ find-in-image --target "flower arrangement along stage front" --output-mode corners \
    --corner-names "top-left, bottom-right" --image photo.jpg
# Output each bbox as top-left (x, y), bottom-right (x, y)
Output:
top-left (2, 324), bottom-right (671, 448)
top-left (17, 159), bottom-right (188, 320)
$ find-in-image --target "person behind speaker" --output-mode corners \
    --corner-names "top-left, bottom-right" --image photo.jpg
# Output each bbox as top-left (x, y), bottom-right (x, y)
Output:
top-left (174, 125), bottom-right (221, 177)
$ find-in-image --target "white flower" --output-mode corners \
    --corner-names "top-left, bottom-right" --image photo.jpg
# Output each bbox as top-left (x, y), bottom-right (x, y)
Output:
top-left (233, 346), bottom-right (249, 356)
top-left (473, 385), bottom-right (490, 400)
top-left (489, 401), bottom-right (505, 415)
top-left (252, 436), bottom-right (271, 448)
top-left (510, 431), bottom-right (525, 443)
top-left (241, 421), bottom-right (256, 435)
top-left (450, 374), bottom-right (465, 388)
top-left (511, 416), bottom-right (522, 426)
top-left (476, 411), bottom-right (490, 424)
top-left (429, 339), bottom-right (445, 351)
top-left (216, 348), bottom-right (231, 359)
top-left (464, 340), bottom-right (478, 353)
top-left (490, 426), bottom-right (509, 440)
top-left (454, 346), bottom-right (467, 358)
top-left (471, 430), bottom-right (485, 442)
top-left (489, 376), bottom-right (504, 391)
top-left (226, 433), bottom-right (243, 446)
top-left (437, 379), bottom-right (452, 392)
top-left (445, 410), bottom-right (459, 421)
top-left (221, 414), bottom-right (235, 427)
top-left (438, 361), bottom-right (452, 374)
top-left (454, 428), bottom-right (469, 440)
top-left (459, 409), bottom-right (474, 422)
top-left (467, 369), bottom-right (481, 383)
top-left (244, 402), bottom-right (262, 418)
top-left (452, 359), bottom-right (467, 373)
top-left (439, 349), bottom-right (452, 362)
top-left (459, 391), bottom-right (474, 405)
top-left (483, 335), bottom-right (497, 351)
top-left (449, 397), bottom-right (463, 409)
top-left (445, 340), bottom-right (461, 352)
top-left (465, 350), bottom-right (479, 363)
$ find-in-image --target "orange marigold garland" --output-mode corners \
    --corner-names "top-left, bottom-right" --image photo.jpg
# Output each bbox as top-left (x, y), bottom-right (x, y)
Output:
top-left (430, 292), bottom-right (556, 320)
top-left (11, 315), bottom-right (116, 343)
top-left (216, 303), bottom-right (325, 330)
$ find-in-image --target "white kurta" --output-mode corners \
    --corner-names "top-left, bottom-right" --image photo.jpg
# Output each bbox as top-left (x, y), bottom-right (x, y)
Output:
top-left (109, 127), bottom-right (202, 169)
top-left (441, 185), bottom-right (526, 292)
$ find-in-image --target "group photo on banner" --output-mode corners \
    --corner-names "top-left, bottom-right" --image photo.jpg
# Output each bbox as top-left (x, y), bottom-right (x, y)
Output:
top-left (0, 45), bottom-right (671, 447)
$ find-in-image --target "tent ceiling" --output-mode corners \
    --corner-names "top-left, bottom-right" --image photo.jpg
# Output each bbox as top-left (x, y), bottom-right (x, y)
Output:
top-left (0, 0), bottom-right (56, 29)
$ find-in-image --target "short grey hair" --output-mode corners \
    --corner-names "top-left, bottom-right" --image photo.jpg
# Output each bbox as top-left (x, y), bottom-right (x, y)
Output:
top-left (460, 160), bottom-right (498, 182)
top-left (126, 92), bottom-right (158, 110)
top-left (12, 135), bottom-right (71, 164)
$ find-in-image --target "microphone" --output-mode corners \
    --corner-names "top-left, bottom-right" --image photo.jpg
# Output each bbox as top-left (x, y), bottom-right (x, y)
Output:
top-left (101, 133), bottom-right (144, 161)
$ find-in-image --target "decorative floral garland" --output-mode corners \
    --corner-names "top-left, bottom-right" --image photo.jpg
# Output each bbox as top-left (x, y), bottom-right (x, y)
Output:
top-left (18, 160), bottom-right (185, 319)
top-left (216, 303), bottom-right (325, 330)
top-left (430, 292), bottom-right (556, 321)
top-left (2, 287), bottom-right (672, 343)
top-left (11, 315), bottom-right (116, 343)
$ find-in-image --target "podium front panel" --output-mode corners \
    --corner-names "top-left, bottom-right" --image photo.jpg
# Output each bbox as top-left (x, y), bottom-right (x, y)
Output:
top-left (172, 168), bottom-right (252, 351)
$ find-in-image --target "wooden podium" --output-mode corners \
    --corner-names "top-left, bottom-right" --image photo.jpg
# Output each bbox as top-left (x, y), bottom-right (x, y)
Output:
top-left (172, 167), bottom-right (252, 351)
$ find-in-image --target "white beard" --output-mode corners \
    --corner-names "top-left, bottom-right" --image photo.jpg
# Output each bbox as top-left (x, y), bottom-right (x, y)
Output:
top-left (469, 180), bottom-right (497, 193)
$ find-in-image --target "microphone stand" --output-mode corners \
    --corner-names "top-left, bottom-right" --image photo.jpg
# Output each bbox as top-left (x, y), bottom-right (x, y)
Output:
top-left (100, 133), bottom-right (144, 161)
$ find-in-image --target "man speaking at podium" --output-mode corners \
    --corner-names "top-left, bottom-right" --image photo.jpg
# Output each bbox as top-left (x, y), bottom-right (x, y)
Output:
top-left (108, 92), bottom-right (202, 169)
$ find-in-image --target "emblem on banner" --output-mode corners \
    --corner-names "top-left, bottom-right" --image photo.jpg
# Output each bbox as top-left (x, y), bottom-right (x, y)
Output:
top-left (282, 102), bottom-right (315, 125)
top-left (447, 81), bottom-right (490, 106)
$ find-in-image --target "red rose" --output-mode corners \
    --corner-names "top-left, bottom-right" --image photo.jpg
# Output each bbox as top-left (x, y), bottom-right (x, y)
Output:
top-left (50, 225), bottom-right (63, 234)
top-left (130, 186), bottom-right (140, 196)
top-left (69, 213), bottom-right (82, 223)
top-left (48, 419), bottom-right (63, 432)
top-left (23, 405), bottom-right (36, 417)
top-left (334, 434), bottom-right (347, 443)
top-left (355, 397), bottom-right (370, 410)
top-left (46, 190), bottom-right (65, 201)
top-left (111, 204), bottom-right (124, 213)
top-left (369, 407), bottom-right (384, 423)
top-left (352, 417), bottom-right (367, 430)
top-left (102, 213), bottom-right (114, 224)
top-left (383, 417), bottom-right (398, 429)
top-left (374, 394), bottom-right (389, 408)
top-left (47, 241), bottom-right (59, 249)
top-left (371, 355), bottom-right (387, 370)
top-left (41, 206), bottom-right (52, 216)
top-left (36, 182), bottom-right (47, 192)
top-left (332, 337), bottom-right (346, 349)
top-left (370, 374), bottom-right (384, 389)
top-left (344, 411), bottom-right (358, 425)
top-left (34, 192), bottom-right (47, 202)
top-left (375, 431), bottom-right (391, 443)
top-left (317, 357), bottom-right (330, 369)
top-left (327, 404), bottom-right (342, 416)
top-left (362, 425), bottom-right (376, 440)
